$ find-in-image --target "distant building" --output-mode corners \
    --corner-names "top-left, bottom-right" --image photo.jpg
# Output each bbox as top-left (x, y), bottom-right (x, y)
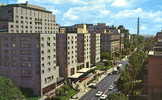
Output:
top-left (0, 3), bottom-right (59, 33)
top-left (59, 24), bottom-right (88, 34)
top-left (101, 33), bottom-right (120, 53)
top-left (0, 33), bottom-right (59, 97)
top-left (88, 23), bottom-right (107, 33)
top-left (156, 31), bottom-right (162, 42)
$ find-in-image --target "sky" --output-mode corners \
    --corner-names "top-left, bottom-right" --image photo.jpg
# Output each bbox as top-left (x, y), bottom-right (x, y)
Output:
top-left (0, 0), bottom-right (162, 35)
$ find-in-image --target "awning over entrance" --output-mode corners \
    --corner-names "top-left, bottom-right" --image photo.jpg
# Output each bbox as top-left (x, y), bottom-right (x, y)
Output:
top-left (77, 68), bottom-right (91, 73)
top-left (68, 73), bottom-right (83, 78)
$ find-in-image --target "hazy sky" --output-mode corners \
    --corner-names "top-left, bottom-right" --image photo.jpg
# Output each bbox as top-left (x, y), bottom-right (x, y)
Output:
top-left (1, 0), bottom-right (162, 35)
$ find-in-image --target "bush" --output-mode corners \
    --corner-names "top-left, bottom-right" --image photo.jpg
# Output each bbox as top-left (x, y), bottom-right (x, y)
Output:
top-left (0, 76), bottom-right (25, 100)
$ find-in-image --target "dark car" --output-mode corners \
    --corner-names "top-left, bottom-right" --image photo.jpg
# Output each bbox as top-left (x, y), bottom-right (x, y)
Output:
top-left (88, 84), bottom-right (97, 89)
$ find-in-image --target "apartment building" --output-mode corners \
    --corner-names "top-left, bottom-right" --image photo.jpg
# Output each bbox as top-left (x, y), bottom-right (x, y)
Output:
top-left (0, 33), bottom-right (59, 97)
top-left (156, 31), bottom-right (162, 42)
top-left (56, 33), bottom-right (78, 78)
top-left (101, 33), bottom-right (120, 53)
top-left (59, 24), bottom-right (88, 34)
top-left (147, 41), bottom-right (162, 100)
top-left (90, 33), bottom-right (101, 66)
top-left (77, 33), bottom-right (91, 69)
top-left (0, 3), bottom-right (59, 33)
top-left (88, 23), bottom-right (107, 33)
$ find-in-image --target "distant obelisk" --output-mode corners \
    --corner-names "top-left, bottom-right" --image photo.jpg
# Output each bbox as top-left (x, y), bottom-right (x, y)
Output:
top-left (137, 17), bottom-right (140, 35)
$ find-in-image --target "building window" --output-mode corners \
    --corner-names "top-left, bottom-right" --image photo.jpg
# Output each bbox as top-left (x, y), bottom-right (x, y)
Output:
top-left (41, 57), bottom-right (44, 60)
top-left (48, 68), bottom-right (51, 71)
top-left (41, 44), bottom-right (44, 47)
top-left (48, 62), bottom-right (51, 65)
top-left (53, 43), bottom-right (56, 46)
top-left (10, 25), bottom-right (13, 28)
top-left (48, 56), bottom-right (50, 59)
top-left (53, 49), bottom-right (56, 52)
top-left (47, 37), bottom-right (50, 41)
top-left (47, 43), bottom-right (50, 46)
top-left (42, 63), bottom-right (44, 67)
top-left (53, 37), bottom-right (56, 40)
top-left (41, 50), bottom-right (44, 54)
top-left (42, 70), bottom-right (44, 74)
top-left (4, 49), bottom-right (9, 54)
top-left (4, 43), bottom-right (9, 47)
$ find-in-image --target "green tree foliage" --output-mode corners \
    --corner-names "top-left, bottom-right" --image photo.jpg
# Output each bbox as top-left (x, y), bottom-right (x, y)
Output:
top-left (0, 76), bottom-right (25, 100)
top-left (118, 50), bottom-right (147, 96)
top-left (108, 93), bottom-right (128, 100)
top-left (101, 52), bottom-right (112, 60)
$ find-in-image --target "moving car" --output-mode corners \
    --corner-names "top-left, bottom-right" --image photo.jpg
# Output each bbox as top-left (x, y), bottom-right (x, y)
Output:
top-left (100, 94), bottom-right (108, 100)
top-left (95, 91), bottom-right (103, 96)
top-left (88, 83), bottom-right (97, 89)
top-left (109, 85), bottom-right (114, 90)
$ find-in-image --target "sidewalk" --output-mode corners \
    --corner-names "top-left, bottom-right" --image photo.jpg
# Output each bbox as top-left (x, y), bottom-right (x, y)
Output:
top-left (70, 69), bottom-right (114, 100)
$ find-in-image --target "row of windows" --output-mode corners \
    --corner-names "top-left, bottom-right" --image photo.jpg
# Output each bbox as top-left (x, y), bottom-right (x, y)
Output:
top-left (14, 20), bottom-right (56, 26)
top-left (10, 25), bottom-right (57, 30)
top-left (10, 30), bottom-right (57, 33)
top-left (41, 56), bottom-right (56, 61)
top-left (41, 43), bottom-right (56, 47)
top-left (67, 60), bottom-right (77, 65)
top-left (15, 15), bottom-right (55, 22)
top-left (41, 49), bottom-right (56, 53)
top-left (0, 62), bottom-right (32, 67)
top-left (44, 75), bottom-right (55, 84)
top-left (67, 36), bottom-right (77, 39)
top-left (42, 66), bottom-right (57, 73)
top-left (41, 37), bottom-right (56, 41)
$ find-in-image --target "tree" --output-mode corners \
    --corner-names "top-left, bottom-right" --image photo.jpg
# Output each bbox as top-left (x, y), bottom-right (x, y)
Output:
top-left (101, 52), bottom-right (112, 60)
top-left (0, 76), bottom-right (25, 100)
top-left (108, 93), bottom-right (128, 100)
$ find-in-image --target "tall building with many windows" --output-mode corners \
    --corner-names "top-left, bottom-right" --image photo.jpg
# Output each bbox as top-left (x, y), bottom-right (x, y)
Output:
top-left (0, 3), bottom-right (59, 33)
top-left (0, 33), bottom-right (59, 97)
top-left (56, 33), bottom-right (78, 78)
top-left (101, 33), bottom-right (120, 53)
top-left (77, 33), bottom-right (91, 69)
top-left (90, 33), bottom-right (100, 66)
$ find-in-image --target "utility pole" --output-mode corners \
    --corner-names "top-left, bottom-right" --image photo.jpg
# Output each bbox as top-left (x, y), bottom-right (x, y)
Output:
top-left (137, 17), bottom-right (140, 35)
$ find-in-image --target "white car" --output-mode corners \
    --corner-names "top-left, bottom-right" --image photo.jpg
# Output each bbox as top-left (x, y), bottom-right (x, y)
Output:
top-left (95, 91), bottom-right (103, 96)
top-left (100, 94), bottom-right (108, 100)
top-left (109, 85), bottom-right (114, 90)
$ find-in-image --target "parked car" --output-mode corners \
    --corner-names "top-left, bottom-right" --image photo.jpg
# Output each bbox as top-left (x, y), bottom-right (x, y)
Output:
top-left (108, 73), bottom-right (112, 75)
top-left (71, 95), bottom-right (78, 99)
top-left (95, 91), bottom-right (103, 96)
top-left (100, 94), bottom-right (108, 100)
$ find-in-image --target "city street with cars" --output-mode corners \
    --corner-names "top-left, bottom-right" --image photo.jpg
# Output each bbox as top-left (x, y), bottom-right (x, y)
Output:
top-left (80, 57), bottom-right (128, 100)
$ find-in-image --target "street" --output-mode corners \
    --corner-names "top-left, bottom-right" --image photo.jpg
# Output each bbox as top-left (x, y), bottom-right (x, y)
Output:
top-left (80, 74), bottom-right (120, 100)
top-left (80, 57), bottom-right (129, 100)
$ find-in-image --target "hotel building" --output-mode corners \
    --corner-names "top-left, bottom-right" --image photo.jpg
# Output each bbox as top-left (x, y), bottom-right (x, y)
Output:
top-left (0, 3), bottom-right (59, 33)
top-left (0, 34), bottom-right (59, 98)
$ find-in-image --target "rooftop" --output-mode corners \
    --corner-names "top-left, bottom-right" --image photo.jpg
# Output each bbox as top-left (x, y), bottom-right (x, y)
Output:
top-left (0, 3), bottom-right (52, 13)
